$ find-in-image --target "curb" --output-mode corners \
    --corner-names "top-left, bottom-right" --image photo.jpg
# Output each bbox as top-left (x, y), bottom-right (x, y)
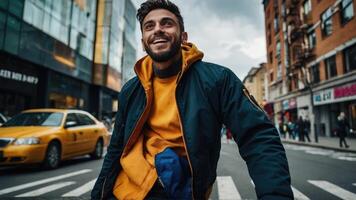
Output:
top-left (281, 139), bottom-right (356, 153)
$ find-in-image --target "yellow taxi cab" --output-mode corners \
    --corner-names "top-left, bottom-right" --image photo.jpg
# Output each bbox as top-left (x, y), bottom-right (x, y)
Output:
top-left (0, 109), bottom-right (110, 169)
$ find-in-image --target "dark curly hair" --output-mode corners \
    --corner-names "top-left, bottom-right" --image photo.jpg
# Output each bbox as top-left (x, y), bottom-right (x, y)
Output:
top-left (137, 0), bottom-right (185, 32)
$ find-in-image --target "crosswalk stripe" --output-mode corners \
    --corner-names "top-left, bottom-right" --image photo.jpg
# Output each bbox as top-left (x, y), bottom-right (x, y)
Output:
top-left (308, 180), bottom-right (356, 200)
top-left (291, 186), bottom-right (310, 200)
top-left (217, 176), bottom-right (241, 200)
top-left (15, 182), bottom-right (76, 197)
top-left (353, 183), bottom-right (356, 186)
top-left (0, 169), bottom-right (92, 195)
top-left (62, 179), bottom-right (97, 197)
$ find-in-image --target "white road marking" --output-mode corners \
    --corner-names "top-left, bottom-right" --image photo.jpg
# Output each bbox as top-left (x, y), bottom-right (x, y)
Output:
top-left (353, 183), bottom-right (356, 186)
top-left (0, 169), bottom-right (92, 195)
top-left (308, 180), bottom-right (356, 200)
top-left (16, 182), bottom-right (76, 197)
top-left (250, 178), bottom-right (308, 200)
top-left (217, 176), bottom-right (241, 200)
top-left (62, 179), bottom-right (97, 197)
top-left (291, 186), bottom-right (310, 200)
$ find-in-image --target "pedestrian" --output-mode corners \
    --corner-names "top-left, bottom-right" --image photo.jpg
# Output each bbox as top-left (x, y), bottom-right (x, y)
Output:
top-left (304, 118), bottom-right (311, 142)
top-left (297, 116), bottom-right (305, 142)
top-left (336, 112), bottom-right (351, 148)
top-left (91, 0), bottom-right (293, 199)
top-left (226, 128), bottom-right (232, 144)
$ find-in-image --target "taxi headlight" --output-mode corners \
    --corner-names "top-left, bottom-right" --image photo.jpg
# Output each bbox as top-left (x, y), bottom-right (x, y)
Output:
top-left (14, 137), bottom-right (40, 145)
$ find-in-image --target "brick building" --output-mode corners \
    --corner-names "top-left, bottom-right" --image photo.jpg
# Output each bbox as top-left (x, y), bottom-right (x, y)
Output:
top-left (263, 0), bottom-right (356, 139)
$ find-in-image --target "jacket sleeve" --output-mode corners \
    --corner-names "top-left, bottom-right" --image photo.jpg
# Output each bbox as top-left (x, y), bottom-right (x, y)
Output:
top-left (91, 91), bottom-right (126, 200)
top-left (219, 69), bottom-right (293, 200)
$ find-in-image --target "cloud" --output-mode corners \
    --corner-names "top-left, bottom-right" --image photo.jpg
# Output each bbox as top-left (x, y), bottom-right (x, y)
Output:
top-left (132, 0), bottom-right (267, 79)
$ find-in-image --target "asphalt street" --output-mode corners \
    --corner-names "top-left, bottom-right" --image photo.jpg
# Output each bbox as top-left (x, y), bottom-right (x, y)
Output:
top-left (0, 140), bottom-right (356, 200)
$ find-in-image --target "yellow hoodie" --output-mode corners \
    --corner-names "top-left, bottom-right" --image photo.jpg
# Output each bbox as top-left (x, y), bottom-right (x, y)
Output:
top-left (113, 43), bottom-right (203, 200)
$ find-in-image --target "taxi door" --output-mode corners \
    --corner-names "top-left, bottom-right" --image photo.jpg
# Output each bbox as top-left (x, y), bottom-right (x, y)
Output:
top-left (62, 113), bottom-right (83, 157)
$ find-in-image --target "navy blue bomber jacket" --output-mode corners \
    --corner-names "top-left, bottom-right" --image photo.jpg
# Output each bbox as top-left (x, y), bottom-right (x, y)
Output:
top-left (91, 60), bottom-right (293, 200)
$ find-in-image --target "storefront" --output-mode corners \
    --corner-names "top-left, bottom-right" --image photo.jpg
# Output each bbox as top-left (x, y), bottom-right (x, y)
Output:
top-left (282, 98), bottom-right (298, 123)
top-left (46, 71), bottom-right (90, 110)
top-left (0, 53), bottom-right (45, 117)
top-left (313, 82), bottom-right (356, 137)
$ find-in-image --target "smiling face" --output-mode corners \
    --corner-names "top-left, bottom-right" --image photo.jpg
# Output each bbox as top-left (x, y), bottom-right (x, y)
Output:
top-left (141, 9), bottom-right (187, 62)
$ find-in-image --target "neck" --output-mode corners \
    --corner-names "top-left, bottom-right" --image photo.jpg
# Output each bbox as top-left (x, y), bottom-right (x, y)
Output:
top-left (152, 52), bottom-right (182, 70)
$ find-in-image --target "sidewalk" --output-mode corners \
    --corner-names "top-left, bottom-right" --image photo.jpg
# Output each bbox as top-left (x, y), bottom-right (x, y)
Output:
top-left (281, 136), bottom-right (356, 153)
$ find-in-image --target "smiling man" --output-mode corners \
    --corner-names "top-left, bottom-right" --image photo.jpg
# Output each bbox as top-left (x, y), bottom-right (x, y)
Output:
top-left (91, 0), bottom-right (293, 199)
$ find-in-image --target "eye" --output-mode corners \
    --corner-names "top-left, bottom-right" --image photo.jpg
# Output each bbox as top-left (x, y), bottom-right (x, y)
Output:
top-left (162, 20), bottom-right (174, 27)
top-left (144, 22), bottom-right (154, 31)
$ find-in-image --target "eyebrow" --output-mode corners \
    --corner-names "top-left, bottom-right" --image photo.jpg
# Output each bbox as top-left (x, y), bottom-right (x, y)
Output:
top-left (143, 17), bottom-right (177, 27)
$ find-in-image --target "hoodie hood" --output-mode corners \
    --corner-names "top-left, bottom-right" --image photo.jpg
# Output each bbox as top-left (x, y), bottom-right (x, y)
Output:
top-left (134, 42), bottom-right (204, 89)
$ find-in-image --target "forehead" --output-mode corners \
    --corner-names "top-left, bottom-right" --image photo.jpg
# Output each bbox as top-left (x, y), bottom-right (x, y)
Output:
top-left (143, 9), bottom-right (178, 23)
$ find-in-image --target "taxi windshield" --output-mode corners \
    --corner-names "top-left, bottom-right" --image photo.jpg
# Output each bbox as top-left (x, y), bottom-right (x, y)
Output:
top-left (2, 112), bottom-right (63, 127)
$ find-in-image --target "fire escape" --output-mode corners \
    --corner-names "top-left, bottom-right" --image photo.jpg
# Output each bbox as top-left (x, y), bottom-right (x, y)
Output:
top-left (285, 0), bottom-right (315, 90)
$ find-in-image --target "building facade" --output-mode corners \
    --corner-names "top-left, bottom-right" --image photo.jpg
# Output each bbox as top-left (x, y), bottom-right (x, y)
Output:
top-left (263, 0), bottom-right (356, 139)
top-left (243, 63), bottom-right (267, 107)
top-left (0, 0), bottom-right (137, 119)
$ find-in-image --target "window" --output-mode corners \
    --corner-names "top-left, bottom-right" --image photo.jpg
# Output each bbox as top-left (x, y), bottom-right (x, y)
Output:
top-left (276, 40), bottom-right (281, 61)
top-left (274, 13), bottom-right (279, 33)
top-left (343, 43), bottom-right (356, 73)
top-left (310, 63), bottom-right (320, 83)
top-left (281, 1), bottom-right (286, 17)
top-left (303, 0), bottom-right (312, 15)
top-left (340, 0), bottom-right (354, 24)
top-left (268, 34), bottom-right (271, 45)
top-left (4, 16), bottom-right (21, 55)
top-left (0, 11), bottom-right (5, 49)
top-left (324, 55), bottom-right (337, 79)
top-left (277, 62), bottom-right (282, 79)
top-left (321, 8), bottom-right (333, 36)
top-left (308, 31), bottom-right (316, 49)
top-left (269, 51), bottom-right (273, 63)
top-left (0, 0), bottom-right (9, 10)
top-left (65, 113), bottom-right (79, 126)
top-left (8, 0), bottom-right (24, 18)
top-left (270, 72), bottom-right (274, 82)
top-left (76, 113), bottom-right (95, 125)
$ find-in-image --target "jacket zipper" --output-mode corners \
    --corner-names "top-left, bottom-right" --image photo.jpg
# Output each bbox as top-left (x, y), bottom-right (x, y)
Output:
top-left (121, 89), bottom-right (151, 156)
top-left (158, 176), bottom-right (165, 188)
top-left (175, 88), bottom-right (195, 200)
top-left (100, 177), bottom-right (107, 200)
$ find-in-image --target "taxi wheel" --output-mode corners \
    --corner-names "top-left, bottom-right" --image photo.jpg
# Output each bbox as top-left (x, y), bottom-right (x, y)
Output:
top-left (90, 139), bottom-right (103, 159)
top-left (43, 142), bottom-right (61, 169)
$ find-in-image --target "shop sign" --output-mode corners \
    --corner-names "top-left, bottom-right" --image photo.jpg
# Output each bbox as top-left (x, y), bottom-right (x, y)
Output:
top-left (334, 83), bottom-right (356, 101)
top-left (313, 88), bottom-right (333, 105)
top-left (289, 98), bottom-right (297, 109)
top-left (0, 68), bottom-right (39, 85)
top-left (282, 100), bottom-right (289, 110)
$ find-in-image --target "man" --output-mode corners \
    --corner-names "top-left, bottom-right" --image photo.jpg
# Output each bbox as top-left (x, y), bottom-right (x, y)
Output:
top-left (92, 0), bottom-right (293, 199)
top-left (336, 112), bottom-right (351, 148)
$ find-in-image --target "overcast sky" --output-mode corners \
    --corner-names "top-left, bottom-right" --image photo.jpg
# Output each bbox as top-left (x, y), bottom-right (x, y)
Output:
top-left (132, 0), bottom-right (267, 79)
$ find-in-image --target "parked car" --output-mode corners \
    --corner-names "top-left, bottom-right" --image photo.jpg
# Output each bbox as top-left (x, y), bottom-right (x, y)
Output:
top-left (0, 109), bottom-right (110, 169)
top-left (0, 113), bottom-right (7, 126)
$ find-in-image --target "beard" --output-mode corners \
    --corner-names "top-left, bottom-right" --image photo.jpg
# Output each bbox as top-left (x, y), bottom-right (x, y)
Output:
top-left (144, 34), bottom-right (182, 62)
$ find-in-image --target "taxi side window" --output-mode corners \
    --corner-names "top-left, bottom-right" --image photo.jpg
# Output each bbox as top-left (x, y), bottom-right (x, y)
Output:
top-left (66, 113), bottom-right (79, 126)
top-left (76, 113), bottom-right (96, 126)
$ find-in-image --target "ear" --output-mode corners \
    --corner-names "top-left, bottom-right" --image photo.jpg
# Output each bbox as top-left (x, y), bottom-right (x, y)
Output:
top-left (141, 38), bottom-right (145, 52)
top-left (181, 32), bottom-right (188, 44)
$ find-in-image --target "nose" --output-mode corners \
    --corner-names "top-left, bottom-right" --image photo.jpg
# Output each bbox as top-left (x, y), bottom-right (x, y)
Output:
top-left (153, 23), bottom-right (164, 34)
